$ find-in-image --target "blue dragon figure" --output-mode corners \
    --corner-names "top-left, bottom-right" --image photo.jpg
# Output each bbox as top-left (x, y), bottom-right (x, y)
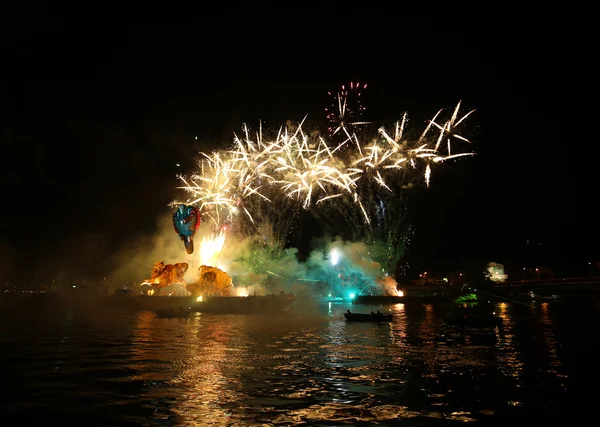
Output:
top-left (172, 204), bottom-right (201, 254)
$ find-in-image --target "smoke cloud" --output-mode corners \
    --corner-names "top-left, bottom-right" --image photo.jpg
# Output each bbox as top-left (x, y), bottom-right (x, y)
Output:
top-left (108, 213), bottom-right (399, 298)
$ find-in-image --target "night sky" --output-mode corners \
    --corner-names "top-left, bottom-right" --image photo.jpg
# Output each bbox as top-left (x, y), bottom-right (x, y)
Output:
top-left (1, 10), bottom-right (590, 282)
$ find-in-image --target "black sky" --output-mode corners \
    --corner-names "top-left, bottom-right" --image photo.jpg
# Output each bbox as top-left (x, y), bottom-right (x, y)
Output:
top-left (0, 9), bottom-right (591, 281)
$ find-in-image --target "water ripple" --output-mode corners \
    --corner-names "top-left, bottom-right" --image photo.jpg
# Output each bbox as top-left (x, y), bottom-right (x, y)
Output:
top-left (0, 299), bottom-right (577, 425)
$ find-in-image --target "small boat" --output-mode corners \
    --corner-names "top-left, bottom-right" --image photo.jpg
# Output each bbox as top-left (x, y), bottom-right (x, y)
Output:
top-left (527, 291), bottom-right (560, 300)
top-left (443, 311), bottom-right (502, 327)
top-left (344, 311), bottom-right (393, 322)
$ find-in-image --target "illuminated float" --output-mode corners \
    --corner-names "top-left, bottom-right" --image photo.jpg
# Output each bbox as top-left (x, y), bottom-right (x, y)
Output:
top-left (135, 260), bottom-right (294, 314)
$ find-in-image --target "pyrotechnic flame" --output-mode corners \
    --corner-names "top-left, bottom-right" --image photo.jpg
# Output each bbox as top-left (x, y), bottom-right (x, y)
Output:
top-left (198, 230), bottom-right (226, 269)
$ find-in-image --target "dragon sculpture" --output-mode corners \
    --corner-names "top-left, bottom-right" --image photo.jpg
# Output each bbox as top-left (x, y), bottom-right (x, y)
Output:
top-left (186, 265), bottom-right (233, 297)
top-left (141, 261), bottom-right (189, 294)
top-left (141, 262), bottom-right (234, 297)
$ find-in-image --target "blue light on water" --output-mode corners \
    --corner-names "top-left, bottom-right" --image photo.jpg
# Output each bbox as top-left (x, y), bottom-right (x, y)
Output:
top-left (349, 293), bottom-right (355, 299)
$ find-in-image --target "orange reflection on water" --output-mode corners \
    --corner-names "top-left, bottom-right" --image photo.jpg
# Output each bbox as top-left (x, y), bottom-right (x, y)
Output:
top-left (171, 315), bottom-right (248, 424)
top-left (494, 302), bottom-right (524, 378)
top-left (539, 302), bottom-right (563, 379)
top-left (390, 303), bottom-right (407, 342)
top-left (130, 311), bottom-right (162, 367)
top-left (419, 304), bottom-right (436, 347)
top-left (416, 304), bottom-right (440, 377)
top-left (130, 312), bottom-right (249, 424)
top-left (389, 303), bottom-right (408, 365)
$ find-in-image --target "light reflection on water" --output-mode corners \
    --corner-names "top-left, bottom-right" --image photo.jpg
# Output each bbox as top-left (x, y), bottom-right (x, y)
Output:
top-left (0, 298), bottom-right (578, 425)
top-left (495, 301), bottom-right (524, 378)
top-left (539, 302), bottom-right (562, 376)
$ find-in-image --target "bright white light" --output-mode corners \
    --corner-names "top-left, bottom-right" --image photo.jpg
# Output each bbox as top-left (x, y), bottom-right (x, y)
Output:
top-left (330, 248), bottom-right (340, 266)
top-left (235, 287), bottom-right (250, 297)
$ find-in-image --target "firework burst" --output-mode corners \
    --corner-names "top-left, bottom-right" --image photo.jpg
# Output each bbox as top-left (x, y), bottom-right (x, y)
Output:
top-left (269, 122), bottom-right (359, 209)
top-left (172, 99), bottom-right (476, 265)
top-left (324, 82), bottom-right (371, 136)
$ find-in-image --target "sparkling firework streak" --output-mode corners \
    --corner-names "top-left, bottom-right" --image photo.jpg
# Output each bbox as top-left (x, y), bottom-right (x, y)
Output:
top-left (325, 82), bottom-right (371, 136)
top-left (269, 120), bottom-right (359, 209)
top-left (172, 102), bottom-right (475, 230)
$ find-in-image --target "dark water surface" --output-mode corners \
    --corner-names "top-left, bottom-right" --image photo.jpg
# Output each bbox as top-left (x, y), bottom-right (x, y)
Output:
top-left (1, 297), bottom-right (598, 425)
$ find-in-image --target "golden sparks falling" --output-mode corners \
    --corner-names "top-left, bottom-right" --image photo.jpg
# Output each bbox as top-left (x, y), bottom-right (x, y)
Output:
top-left (172, 102), bottom-right (475, 225)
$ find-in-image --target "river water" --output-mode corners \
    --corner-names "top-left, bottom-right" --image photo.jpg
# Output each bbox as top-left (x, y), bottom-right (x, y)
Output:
top-left (1, 296), bottom-right (597, 425)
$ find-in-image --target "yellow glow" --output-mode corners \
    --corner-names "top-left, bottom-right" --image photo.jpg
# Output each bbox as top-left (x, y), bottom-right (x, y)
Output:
top-left (196, 295), bottom-right (203, 302)
top-left (494, 301), bottom-right (524, 378)
top-left (235, 286), bottom-right (249, 297)
top-left (198, 230), bottom-right (226, 269)
top-left (499, 302), bottom-right (508, 313)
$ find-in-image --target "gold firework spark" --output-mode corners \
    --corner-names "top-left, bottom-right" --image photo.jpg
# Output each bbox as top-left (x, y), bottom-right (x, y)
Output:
top-left (172, 102), bottom-right (475, 227)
